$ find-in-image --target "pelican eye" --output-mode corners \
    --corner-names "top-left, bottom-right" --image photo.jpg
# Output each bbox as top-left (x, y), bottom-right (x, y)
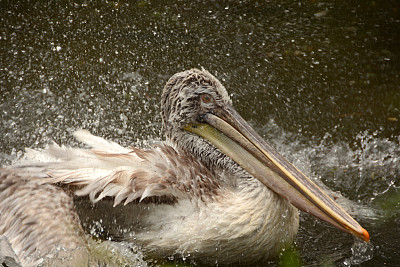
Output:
top-left (200, 94), bottom-right (214, 105)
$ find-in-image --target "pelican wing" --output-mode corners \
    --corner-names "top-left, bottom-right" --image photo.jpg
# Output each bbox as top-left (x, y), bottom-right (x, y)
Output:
top-left (18, 130), bottom-right (220, 206)
top-left (0, 169), bottom-right (88, 266)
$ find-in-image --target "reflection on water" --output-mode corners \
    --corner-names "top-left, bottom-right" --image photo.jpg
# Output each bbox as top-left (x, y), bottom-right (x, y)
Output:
top-left (1, 0), bottom-right (399, 266)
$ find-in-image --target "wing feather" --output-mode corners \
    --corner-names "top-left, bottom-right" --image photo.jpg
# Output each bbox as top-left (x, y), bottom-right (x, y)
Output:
top-left (12, 131), bottom-right (221, 206)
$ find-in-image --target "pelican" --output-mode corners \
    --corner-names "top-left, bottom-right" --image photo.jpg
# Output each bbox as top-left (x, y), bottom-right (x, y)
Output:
top-left (0, 68), bottom-right (369, 265)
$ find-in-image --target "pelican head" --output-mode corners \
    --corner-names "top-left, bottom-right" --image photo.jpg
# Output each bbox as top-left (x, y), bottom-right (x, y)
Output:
top-left (161, 69), bottom-right (243, 173)
top-left (161, 68), bottom-right (369, 242)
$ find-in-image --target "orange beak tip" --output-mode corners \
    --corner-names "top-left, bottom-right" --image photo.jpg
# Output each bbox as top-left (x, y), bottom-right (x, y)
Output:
top-left (361, 228), bottom-right (370, 242)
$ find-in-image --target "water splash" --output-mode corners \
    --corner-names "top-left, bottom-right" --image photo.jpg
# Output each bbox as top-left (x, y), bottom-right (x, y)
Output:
top-left (261, 120), bottom-right (399, 205)
top-left (340, 240), bottom-right (374, 266)
top-left (259, 119), bottom-right (399, 264)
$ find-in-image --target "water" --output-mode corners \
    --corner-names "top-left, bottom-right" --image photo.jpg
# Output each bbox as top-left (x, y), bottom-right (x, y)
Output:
top-left (1, 0), bottom-right (399, 266)
top-left (266, 120), bottom-right (400, 265)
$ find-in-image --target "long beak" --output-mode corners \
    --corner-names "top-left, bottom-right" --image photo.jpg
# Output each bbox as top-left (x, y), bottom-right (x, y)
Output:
top-left (184, 105), bottom-right (369, 242)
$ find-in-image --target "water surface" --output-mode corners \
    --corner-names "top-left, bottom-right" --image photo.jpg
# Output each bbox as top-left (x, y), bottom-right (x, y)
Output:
top-left (1, 0), bottom-right (399, 266)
